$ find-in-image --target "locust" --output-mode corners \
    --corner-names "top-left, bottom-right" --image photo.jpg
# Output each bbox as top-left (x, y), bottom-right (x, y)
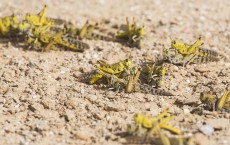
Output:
top-left (126, 109), bottom-right (181, 145)
top-left (143, 63), bottom-right (166, 88)
top-left (26, 27), bottom-right (89, 51)
top-left (116, 17), bottom-right (144, 48)
top-left (25, 5), bottom-right (51, 26)
top-left (65, 18), bottom-right (144, 46)
top-left (171, 37), bottom-right (204, 56)
top-left (164, 37), bottom-right (227, 66)
top-left (127, 124), bottom-right (171, 145)
top-left (89, 59), bottom-right (132, 85)
top-left (163, 46), bottom-right (225, 66)
top-left (133, 109), bottom-right (181, 135)
top-left (199, 92), bottom-right (217, 111)
top-left (96, 66), bottom-right (140, 92)
top-left (126, 67), bottom-right (141, 93)
top-left (19, 5), bottom-right (89, 51)
top-left (23, 5), bottom-right (67, 32)
top-left (21, 21), bottom-right (88, 51)
top-left (216, 90), bottom-right (230, 111)
top-left (0, 14), bottom-right (18, 37)
top-left (25, 5), bottom-right (70, 31)
top-left (199, 90), bottom-right (230, 112)
top-left (64, 20), bottom-right (115, 41)
top-left (0, 4), bottom-right (90, 52)
top-left (95, 66), bottom-right (173, 96)
top-left (40, 30), bottom-right (88, 52)
top-left (78, 20), bottom-right (98, 39)
top-left (124, 133), bottom-right (194, 145)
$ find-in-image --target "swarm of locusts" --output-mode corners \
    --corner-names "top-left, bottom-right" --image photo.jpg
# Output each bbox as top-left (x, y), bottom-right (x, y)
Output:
top-left (0, 5), bottom-right (144, 52)
top-left (87, 37), bottom-right (226, 96)
top-left (0, 4), bottom-right (229, 145)
top-left (125, 109), bottom-right (195, 145)
top-left (87, 59), bottom-right (172, 96)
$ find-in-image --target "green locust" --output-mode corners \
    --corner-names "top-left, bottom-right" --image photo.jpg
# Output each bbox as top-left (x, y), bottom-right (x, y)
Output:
top-left (124, 131), bottom-right (194, 145)
top-left (0, 14), bottom-right (18, 37)
top-left (0, 4), bottom-right (89, 53)
top-left (40, 30), bottom-right (86, 52)
top-left (126, 109), bottom-right (181, 145)
top-left (96, 66), bottom-right (140, 93)
top-left (64, 20), bottom-right (115, 41)
top-left (200, 90), bottom-right (230, 112)
top-left (23, 23), bottom-right (89, 51)
top-left (95, 67), bottom-right (173, 96)
top-left (64, 20), bottom-right (95, 38)
top-left (133, 109), bottom-right (181, 135)
top-left (171, 37), bottom-right (204, 56)
top-left (25, 5), bottom-right (70, 32)
top-left (116, 17), bottom-right (144, 48)
top-left (89, 59), bottom-right (132, 85)
top-left (143, 63), bottom-right (166, 88)
top-left (200, 92), bottom-right (217, 111)
top-left (163, 47), bottom-right (225, 66)
top-left (25, 4), bottom-right (51, 26)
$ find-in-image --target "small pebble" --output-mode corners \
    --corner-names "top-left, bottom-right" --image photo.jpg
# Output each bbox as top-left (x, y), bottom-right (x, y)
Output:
top-left (104, 103), bottom-right (125, 112)
top-left (75, 131), bottom-right (91, 141)
top-left (87, 94), bottom-right (98, 102)
top-left (199, 124), bottom-right (214, 136)
top-left (183, 107), bottom-right (190, 114)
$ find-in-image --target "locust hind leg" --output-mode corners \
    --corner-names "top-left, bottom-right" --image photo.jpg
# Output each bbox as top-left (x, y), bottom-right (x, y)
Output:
top-left (216, 90), bottom-right (230, 110)
top-left (182, 53), bottom-right (198, 67)
top-left (126, 75), bottom-right (134, 93)
top-left (79, 20), bottom-right (89, 38)
top-left (187, 37), bottom-right (203, 53)
top-left (42, 41), bottom-right (59, 52)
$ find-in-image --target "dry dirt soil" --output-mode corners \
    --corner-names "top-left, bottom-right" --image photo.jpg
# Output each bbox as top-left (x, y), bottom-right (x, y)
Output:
top-left (0, 0), bottom-right (230, 145)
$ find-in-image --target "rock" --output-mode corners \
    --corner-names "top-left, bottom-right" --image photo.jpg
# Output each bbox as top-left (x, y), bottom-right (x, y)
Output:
top-left (39, 110), bottom-right (59, 121)
top-left (93, 112), bottom-right (105, 120)
top-left (104, 103), bottom-right (125, 112)
top-left (199, 124), bottom-right (214, 136)
top-left (183, 107), bottom-right (190, 114)
top-left (75, 130), bottom-right (91, 141)
top-left (87, 94), bottom-right (98, 102)
top-left (40, 97), bottom-right (56, 109)
top-left (28, 103), bottom-right (44, 112)
top-left (194, 65), bottom-right (210, 73)
top-left (34, 120), bottom-right (50, 131)
top-left (64, 110), bottom-right (76, 122)
top-left (105, 91), bottom-right (116, 99)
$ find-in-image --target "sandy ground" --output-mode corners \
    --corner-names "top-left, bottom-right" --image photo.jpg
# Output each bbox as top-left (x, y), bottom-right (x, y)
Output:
top-left (0, 0), bottom-right (230, 145)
